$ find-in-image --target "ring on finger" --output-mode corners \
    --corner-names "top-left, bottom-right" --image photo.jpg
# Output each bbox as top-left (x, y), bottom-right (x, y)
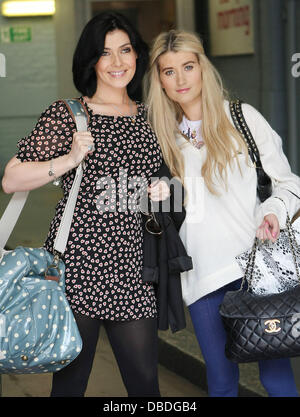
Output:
top-left (88, 144), bottom-right (94, 152)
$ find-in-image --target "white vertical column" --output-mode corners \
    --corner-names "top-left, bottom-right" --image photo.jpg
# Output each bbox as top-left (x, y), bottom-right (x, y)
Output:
top-left (176, 0), bottom-right (195, 31)
top-left (54, 0), bottom-right (78, 98)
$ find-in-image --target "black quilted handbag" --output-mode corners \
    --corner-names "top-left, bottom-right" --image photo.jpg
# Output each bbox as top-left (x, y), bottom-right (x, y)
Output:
top-left (219, 208), bottom-right (300, 363)
top-left (219, 283), bottom-right (300, 363)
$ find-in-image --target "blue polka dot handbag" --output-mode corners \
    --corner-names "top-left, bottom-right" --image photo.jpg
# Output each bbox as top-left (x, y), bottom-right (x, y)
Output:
top-left (0, 99), bottom-right (88, 374)
top-left (0, 247), bottom-right (82, 374)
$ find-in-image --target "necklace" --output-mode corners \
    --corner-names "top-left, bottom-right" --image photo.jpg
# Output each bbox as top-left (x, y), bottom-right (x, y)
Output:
top-left (110, 100), bottom-right (136, 123)
top-left (91, 96), bottom-right (136, 123)
top-left (179, 115), bottom-right (204, 149)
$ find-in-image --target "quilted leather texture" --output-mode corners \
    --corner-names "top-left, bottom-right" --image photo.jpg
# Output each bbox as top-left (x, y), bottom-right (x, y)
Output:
top-left (0, 247), bottom-right (82, 374)
top-left (219, 287), bottom-right (300, 363)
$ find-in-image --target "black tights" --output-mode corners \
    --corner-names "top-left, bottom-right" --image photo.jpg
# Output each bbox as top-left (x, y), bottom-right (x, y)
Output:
top-left (50, 312), bottom-right (160, 397)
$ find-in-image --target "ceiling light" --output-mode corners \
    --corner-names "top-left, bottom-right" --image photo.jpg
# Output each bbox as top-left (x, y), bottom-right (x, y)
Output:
top-left (1, 1), bottom-right (56, 17)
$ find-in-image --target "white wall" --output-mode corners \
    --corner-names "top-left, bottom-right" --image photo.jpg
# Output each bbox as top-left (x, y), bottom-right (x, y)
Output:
top-left (54, 0), bottom-right (78, 99)
top-left (0, 0), bottom-right (58, 175)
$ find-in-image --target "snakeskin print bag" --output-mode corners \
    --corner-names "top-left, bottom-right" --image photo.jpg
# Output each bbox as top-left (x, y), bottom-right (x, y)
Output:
top-left (235, 212), bottom-right (300, 296)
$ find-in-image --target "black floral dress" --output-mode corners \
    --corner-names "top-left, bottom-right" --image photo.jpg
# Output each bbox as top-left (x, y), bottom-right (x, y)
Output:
top-left (16, 97), bottom-right (163, 320)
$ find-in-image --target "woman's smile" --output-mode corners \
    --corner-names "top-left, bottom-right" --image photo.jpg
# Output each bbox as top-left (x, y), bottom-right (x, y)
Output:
top-left (176, 88), bottom-right (191, 94)
top-left (109, 70), bottom-right (127, 78)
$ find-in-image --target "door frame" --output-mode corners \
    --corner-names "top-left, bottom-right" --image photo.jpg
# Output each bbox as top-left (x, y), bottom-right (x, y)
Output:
top-left (75, 0), bottom-right (196, 31)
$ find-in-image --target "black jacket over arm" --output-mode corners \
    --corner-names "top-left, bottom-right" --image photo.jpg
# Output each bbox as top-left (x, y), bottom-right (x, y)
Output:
top-left (141, 162), bottom-right (193, 333)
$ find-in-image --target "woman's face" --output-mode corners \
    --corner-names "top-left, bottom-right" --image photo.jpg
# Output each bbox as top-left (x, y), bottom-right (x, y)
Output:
top-left (95, 29), bottom-right (137, 92)
top-left (159, 51), bottom-right (202, 108)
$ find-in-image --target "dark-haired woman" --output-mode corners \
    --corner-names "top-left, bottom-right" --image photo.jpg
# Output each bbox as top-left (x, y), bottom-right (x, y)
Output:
top-left (2, 12), bottom-right (169, 397)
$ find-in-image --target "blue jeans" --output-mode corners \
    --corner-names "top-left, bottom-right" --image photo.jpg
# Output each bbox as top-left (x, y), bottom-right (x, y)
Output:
top-left (188, 279), bottom-right (299, 397)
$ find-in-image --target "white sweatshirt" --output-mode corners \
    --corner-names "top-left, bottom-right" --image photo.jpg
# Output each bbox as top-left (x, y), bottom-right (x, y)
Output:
top-left (177, 101), bottom-right (300, 306)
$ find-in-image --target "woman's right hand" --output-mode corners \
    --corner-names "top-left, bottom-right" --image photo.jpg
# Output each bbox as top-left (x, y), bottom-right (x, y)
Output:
top-left (67, 131), bottom-right (95, 167)
top-left (256, 214), bottom-right (280, 243)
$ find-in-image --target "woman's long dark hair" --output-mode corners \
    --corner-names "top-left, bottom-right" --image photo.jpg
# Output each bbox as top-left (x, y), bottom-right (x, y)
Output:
top-left (73, 12), bottom-right (149, 98)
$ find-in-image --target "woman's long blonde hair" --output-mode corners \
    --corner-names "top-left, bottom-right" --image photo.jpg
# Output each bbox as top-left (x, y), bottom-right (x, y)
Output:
top-left (145, 30), bottom-right (248, 194)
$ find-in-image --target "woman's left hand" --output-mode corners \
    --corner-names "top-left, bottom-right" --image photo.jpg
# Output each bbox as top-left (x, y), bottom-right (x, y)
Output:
top-left (256, 213), bottom-right (280, 243)
top-left (147, 180), bottom-right (170, 201)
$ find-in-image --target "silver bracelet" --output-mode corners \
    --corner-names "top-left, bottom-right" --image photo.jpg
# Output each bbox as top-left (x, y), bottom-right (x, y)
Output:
top-left (48, 159), bottom-right (61, 186)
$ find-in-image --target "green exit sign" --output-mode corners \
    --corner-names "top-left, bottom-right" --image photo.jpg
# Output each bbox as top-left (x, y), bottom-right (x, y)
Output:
top-left (0, 27), bottom-right (32, 43)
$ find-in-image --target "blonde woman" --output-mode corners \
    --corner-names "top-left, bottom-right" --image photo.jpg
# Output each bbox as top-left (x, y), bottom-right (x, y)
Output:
top-left (146, 29), bottom-right (300, 397)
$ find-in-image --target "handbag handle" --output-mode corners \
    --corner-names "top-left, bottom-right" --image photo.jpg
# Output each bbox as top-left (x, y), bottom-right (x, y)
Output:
top-left (0, 99), bottom-right (88, 261)
top-left (230, 100), bottom-right (258, 166)
top-left (229, 100), bottom-right (272, 202)
top-left (240, 197), bottom-right (300, 291)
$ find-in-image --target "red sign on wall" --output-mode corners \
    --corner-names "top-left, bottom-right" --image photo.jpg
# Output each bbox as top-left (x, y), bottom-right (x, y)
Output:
top-left (209, 0), bottom-right (254, 56)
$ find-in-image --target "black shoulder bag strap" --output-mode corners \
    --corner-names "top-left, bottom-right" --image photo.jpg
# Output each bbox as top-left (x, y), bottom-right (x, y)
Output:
top-left (229, 99), bottom-right (272, 202)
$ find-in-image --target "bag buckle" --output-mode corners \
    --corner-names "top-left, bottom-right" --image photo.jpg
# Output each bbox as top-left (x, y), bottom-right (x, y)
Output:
top-left (45, 252), bottom-right (62, 282)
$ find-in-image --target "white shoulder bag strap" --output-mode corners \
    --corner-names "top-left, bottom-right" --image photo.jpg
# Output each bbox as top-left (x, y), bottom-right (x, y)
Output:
top-left (0, 98), bottom-right (89, 258)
